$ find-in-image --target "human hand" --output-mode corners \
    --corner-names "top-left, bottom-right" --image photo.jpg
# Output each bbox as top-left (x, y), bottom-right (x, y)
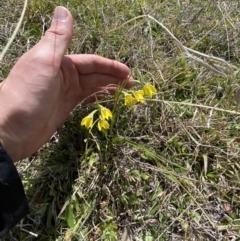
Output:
top-left (0, 6), bottom-right (133, 162)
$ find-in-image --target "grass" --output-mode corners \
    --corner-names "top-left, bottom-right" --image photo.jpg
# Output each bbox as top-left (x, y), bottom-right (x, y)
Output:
top-left (1, 0), bottom-right (240, 240)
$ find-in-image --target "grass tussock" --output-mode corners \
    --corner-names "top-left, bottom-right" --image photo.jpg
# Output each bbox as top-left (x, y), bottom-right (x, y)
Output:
top-left (1, 0), bottom-right (240, 240)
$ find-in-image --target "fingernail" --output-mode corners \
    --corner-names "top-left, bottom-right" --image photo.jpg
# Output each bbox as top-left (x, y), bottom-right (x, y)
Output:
top-left (53, 6), bottom-right (68, 21)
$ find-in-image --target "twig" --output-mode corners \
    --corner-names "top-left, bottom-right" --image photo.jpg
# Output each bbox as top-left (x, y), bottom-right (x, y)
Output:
top-left (0, 0), bottom-right (28, 62)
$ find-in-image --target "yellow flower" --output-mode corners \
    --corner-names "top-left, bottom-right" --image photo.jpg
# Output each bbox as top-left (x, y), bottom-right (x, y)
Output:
top-left (133, 90), bottom-right (145, 103)
top-left (81, 115), bottom-right (94, 129)
top-left (100, 107), bottom-right (113, 120)
top-left (97, 119), bottom-right (110, 131)
top-left (143, 83), bottom-right (157, 98)
top-left (124, 94), bottom-right (137, 106)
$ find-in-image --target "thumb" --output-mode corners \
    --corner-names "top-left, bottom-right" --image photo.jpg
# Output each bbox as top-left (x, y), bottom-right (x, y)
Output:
top-left (36, 6), bottom-right (73, 70)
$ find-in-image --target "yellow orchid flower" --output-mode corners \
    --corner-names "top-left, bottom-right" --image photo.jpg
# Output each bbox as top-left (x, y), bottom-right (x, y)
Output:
top-left (143, 83), bottom-right (157, 98)
top-left (100, 107), bottom-right (113, 120)
top-left (81, 115), bottom-right (94, 129)
top-left (133, 90), bottom-right (145, 103)
top-left (124, 94), bottom-right (137, 106)
top-left (97, 119), bottom-right (110, 131)
top-left (81, 110), bottom-right (97, 129)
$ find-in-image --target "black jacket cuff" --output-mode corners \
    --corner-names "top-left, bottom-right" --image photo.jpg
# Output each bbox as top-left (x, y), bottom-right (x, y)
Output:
top-left (0, 144), bottom-right (29, 238)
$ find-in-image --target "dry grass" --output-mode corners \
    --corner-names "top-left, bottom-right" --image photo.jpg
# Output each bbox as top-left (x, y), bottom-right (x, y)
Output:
top-left (1, 0), bottom-right (240, 240)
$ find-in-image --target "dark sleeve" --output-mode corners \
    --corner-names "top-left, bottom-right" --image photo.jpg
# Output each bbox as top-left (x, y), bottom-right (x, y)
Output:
top-left (0, 143), bottom-right (29, 238)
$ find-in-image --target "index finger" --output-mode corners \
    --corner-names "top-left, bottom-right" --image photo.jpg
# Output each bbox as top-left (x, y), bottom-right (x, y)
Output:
top-left (67, 54), bottom-right (130, 78)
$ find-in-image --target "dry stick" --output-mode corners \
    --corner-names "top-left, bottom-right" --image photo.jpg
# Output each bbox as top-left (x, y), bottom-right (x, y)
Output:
top-left (218, 3), bottom-right (231, 61)
top-left (0, 0), bottom-right (28, 62)
top-left (110, 14), bottom-right (237, 76)
top-left (146, 14), bottom-right (237, 76)
top-left (150, 99), bottom-right (240, 115)
top-left (141, 6), bottom-right (166, 82)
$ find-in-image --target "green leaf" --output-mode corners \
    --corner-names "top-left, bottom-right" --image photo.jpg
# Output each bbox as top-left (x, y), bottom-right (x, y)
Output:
top-left (141, 171), bottom-right (150, 180)
top-left (145, 232), bottom-right (153, 241)
top-left (66, 204), bottom-right (75, 229)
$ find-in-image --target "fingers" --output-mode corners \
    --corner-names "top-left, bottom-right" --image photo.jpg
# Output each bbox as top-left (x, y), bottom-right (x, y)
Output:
top-left (63, 53), bottom-right (134, 106)
top-left (77, 86), bottom-right (124, 105)
top-left (78, 90), bottom-right (114, 105)
top-left (32, 7), bottom-right (73, 71)
top-left (68, 54), bottom-right (130, 78)
top-left (78, 73), bottom-right (134, 89)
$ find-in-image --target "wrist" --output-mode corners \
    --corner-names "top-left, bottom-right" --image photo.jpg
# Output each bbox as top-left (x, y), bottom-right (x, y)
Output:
top-left (0, 82), bottom-right (22, 162)
top-left (0, 130), bottom-right (22, 162)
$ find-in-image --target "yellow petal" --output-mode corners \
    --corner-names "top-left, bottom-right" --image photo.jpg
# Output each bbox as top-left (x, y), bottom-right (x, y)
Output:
top-left (97, 120), bottom-right (102, 131)
top-left (81, 116), bottom-right (93, 129)
top-left (124, 94), bottom-right (137, 106)
top-left (81, 118), bottom-right (85, 126)
top-left (102, 120), bottom-right (109, 129)
top-left (97, 119), bottom-right (110, 131)
top-left (101, 107), bottom-right (113, 120)
top-left (133, 90), bottom-right (145, 103)
top-left (143, 84), bottom-right (157, 98)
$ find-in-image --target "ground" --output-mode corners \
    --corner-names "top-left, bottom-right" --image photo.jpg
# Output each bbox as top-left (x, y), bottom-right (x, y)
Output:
top-left (1, 0), bottom-right (240, 240)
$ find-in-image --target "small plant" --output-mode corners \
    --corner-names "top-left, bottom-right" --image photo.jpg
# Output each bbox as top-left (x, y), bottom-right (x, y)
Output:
top-left (80, 83), bottom-right (157, 132)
